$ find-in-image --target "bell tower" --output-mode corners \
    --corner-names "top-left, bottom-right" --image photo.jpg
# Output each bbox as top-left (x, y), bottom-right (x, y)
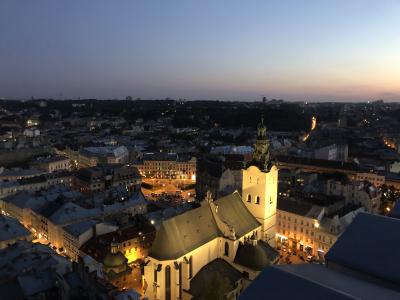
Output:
top-left (242, 116), bottom-right (278, 244)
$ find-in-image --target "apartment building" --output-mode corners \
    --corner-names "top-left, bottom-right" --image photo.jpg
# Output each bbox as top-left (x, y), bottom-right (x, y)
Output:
top-left (276, 197), bottom-right (365, 259)
top-left (135, 152), bottom-right (196, 180)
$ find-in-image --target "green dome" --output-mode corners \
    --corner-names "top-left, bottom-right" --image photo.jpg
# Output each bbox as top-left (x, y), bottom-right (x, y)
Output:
top-left (103, 240), bottom-right (128, 274)
top-left (103, 252), bottom-right (127, 268)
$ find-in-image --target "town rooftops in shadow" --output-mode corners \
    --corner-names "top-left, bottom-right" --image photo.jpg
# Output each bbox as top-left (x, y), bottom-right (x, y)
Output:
top-left (275, 155), bottom-right (361, 172)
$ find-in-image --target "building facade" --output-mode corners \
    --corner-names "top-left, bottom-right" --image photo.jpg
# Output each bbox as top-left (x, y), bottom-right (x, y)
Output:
top-left (135, 153), bottom-right (196, 181)
top-left (74, 164), bottom-right (141, 195)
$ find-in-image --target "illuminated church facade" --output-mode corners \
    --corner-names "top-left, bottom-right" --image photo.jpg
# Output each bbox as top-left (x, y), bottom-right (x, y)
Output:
top-left (144, 118), bottom-right (279, 300)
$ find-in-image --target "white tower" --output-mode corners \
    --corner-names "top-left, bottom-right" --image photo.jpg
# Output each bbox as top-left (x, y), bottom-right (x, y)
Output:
top-left (242, 117), bottom-right (278, 244)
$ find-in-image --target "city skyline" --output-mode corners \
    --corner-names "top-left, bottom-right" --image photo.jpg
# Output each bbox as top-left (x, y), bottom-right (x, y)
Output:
top-left (1, 0), bottom-right (400, 101)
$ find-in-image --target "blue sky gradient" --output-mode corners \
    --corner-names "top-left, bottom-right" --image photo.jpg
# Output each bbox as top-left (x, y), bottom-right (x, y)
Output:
top-left (1, 0), bottom-right (399, 101)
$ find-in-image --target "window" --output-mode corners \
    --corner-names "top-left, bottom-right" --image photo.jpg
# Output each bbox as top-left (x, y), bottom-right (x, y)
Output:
top-left (255, 196), bottom-right (260, 204)
top-left (224, 242), bottom-right (229, 256)
top-left (189, 256), bottom-right (193, 279)
top-left (165, 266), bottom-right (171, 300)
top-left (247, 194), bottom-right (251, 203)
top-left (154, 269), bottom-right (157, 284)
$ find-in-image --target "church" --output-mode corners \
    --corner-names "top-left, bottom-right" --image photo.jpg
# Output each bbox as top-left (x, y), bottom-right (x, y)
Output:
top-left (144, 118), bottom-right (279, 300)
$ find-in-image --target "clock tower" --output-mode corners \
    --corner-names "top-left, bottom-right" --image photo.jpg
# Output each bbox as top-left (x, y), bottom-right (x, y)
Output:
top-left (242, 117), bottom-right (278, 244)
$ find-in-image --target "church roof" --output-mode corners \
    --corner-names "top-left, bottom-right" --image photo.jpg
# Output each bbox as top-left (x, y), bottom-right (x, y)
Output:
top-left (215, 192), bottom-right (261, 238)
top-left (189, 258), bottom-right (242, 300)
top-left (149, 191), bottom-right (260, 260)
top-left (149, 204), bottom-right (220, 260)
top-left (234, 240), bottom-right (279, 271)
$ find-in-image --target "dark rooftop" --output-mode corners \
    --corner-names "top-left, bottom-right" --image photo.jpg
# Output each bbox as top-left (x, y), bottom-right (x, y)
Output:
top-left (326, 213), bottom-right (400, 289)
top-left (189, 258), bottom-right (242, 300)
top-left (277, 197), bottom-right (313, 216)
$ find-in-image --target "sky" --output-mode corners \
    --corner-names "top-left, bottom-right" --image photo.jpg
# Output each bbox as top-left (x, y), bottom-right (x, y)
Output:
top-left (1, 0), bottom-right (400, 101)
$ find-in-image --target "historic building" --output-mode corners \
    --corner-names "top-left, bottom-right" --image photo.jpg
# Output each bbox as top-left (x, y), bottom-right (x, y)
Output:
top-left (195, 153), bottom-right (247, 201)
top-left (143, 118), bottom-right (279, 300)
top-left (134, 153), bottom-right (196, 181)
top-left (103, 240), bottom-right (134, 291)
top-left (242, 117), bottom-right (278, 244)
top-left (73, 164), bottom-right (141, 195)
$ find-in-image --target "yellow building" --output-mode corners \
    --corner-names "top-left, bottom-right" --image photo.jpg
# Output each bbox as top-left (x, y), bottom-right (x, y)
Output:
top-left (276, 197), bottom-right (366, 258)
top-left (135, 153), bottom-right (196, 181)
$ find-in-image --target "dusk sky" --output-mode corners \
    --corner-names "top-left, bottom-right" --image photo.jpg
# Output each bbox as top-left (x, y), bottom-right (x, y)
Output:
top-left (1, 0), bottom-right (400, 101)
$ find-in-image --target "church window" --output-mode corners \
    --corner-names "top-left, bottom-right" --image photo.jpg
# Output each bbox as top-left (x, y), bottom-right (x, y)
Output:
top-left (224, 242), bottom-right (229, 256)
top-left (178, 263), bottom-right (182, 299)
top-left (249, 176), bottom-right (252, 183)
top-left (189, 256), bottom-right (193, 278)
top-left (257, 178), bottom-right (259, 184)
top-left (165, 266), bottom-right (171, 300)
top-left (154, 269), bottom-right (157, 284)
top-left (255, 196), bottom-right (260, 204)
top-left (247, 194), bottom-right (251, 202)
top-left (270, 197), bottom-right (273, 204)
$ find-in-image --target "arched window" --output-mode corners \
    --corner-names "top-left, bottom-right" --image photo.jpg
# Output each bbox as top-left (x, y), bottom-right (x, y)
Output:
top-left (224, 242), bottom-right (229, 256)
top-left (270, 197), bottom-right (273, 204)
top-left (189, 256), bottom-right (193, 279)
top-left (165, 266), bottom-right (171, 300)
top-left (255, 196), bottom-right (260, 204)
top-left (247, 194), bottom-right (251, 202)
top-left (249, 176), bottom-right (252, 183)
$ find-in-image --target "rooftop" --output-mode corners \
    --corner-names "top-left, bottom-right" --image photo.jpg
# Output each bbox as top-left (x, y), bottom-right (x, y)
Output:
top-left (189, 258), bottom-right (242, 300)
top-left (0, 215), bottom-right (31, 242)
top-left (81, 145), bottom-right (128, 158)
top-left (63, 220), bottom-right (97, 237)
top-left (239, 264), bottom-right (400, 300)
top-left (149, 191), bottom-right (260, 260)
top-left (326, 213), bottom-right (400, 288)
top-left (277, 197), bottom-right (322, 218)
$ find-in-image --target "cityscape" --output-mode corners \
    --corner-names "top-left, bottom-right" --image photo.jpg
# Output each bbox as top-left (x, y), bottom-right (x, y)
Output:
top-left (1, 1), bottom-right (400, 300)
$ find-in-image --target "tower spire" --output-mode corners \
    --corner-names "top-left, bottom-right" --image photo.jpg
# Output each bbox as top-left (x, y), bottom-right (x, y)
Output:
top-left (250, 116), bottom-right (271, 171)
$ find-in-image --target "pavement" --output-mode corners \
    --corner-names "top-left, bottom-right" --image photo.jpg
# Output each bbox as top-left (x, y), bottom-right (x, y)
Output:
top-left (277, 248), bottom-right (323, 265)
top-left (142, 178), bottom-right (195, 201)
